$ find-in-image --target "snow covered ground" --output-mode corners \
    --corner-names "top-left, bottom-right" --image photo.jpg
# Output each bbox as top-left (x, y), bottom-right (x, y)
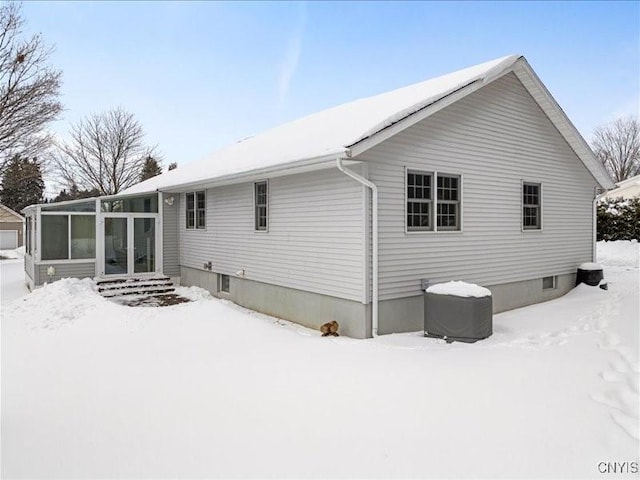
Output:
top-left (0, 245), bottom-right (24, 260)
top-left (1, 242), bottom-right (638, 478)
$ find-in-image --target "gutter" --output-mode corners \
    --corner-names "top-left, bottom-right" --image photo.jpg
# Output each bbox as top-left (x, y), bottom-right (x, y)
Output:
top-left (336, 157), bottom-right (379, 337)
top-left (124, 151), bottom-right (351, 196)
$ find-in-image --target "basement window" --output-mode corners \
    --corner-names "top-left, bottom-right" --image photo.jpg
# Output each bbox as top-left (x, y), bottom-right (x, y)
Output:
top-left (218, 274), bottom-right (230, 293)
top-left (542, 276), bottom-right (557, 290)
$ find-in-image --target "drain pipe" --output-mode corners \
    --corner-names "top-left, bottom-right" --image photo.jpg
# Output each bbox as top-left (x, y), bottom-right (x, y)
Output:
top-left (336, 157), bottom-right (379, 337)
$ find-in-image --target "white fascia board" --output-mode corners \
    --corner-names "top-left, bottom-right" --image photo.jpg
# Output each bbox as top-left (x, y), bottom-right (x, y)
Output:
top-left (35, 196), bottom-right (100, 209)
top-left (347, 79), bottom-right (486, 158)
top-left (153, 151), bottom-right (354, 194)
top-left (25, 190), bottom-right (159, 211)
top-left (347, 58), bottom-right (522, 159)
top-left (513, 59), bottom-right (615, 190)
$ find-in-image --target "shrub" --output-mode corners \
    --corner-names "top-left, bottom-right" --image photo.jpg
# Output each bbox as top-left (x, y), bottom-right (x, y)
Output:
top-left (597, 197), bottom-right (640, 241)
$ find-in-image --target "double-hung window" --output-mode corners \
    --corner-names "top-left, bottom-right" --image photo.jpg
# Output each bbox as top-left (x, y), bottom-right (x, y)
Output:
top-left (407, 171), bottom-right (433, 231)
top-left (522, 182), bottom-right (541, 230)
top-left (437, 174), bottom-right (461, 230)
top-left (407, 170), bottom-right (461, 232)
top-left (186, 191), bottom-right (206, 229)
top-left (255, 181), bottom-right (268, 231)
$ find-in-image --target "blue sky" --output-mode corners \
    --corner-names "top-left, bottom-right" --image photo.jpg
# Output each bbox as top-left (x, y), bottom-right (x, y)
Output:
top-left (21, 1), bottom-right (640, 175)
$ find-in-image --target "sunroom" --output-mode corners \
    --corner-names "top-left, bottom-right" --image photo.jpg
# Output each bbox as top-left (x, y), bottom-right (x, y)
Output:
top-left (22, 192), bottom-right (167, 289)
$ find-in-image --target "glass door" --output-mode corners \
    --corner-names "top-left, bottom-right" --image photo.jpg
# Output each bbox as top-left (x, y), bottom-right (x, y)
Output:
top-left (104, 217), bottom-right (128, 275)
top-left (133, 217), bottom-right (155, 273)
top-left (102, 216), bottom-right (157, 276)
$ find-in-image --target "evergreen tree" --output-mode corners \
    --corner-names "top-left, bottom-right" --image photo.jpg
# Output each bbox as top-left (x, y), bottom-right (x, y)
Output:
top-left (597, 197), bottom-right (640, 241)
top-left (0, 155), bottom-right (44, 211)
top-left (140, 155), bottom-right (163, 181)
top-left (168, 162), bottom-right (177, 171)
top-left (52, 182), bottom-right (100, 202)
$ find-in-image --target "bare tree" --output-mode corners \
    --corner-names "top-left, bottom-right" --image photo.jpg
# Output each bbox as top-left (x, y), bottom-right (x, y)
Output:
top-left (54, 108), bottom-right (159, 195)
top-left (0, 3), bottom-right (62, 174)
top-left (592, 116), bottom-right (640, 183)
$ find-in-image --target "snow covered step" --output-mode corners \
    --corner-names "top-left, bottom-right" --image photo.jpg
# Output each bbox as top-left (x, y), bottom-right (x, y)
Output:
top-left (97, 280), bottom-right (173, 292)
top-left (96, 276), bottom-right (171, 287)
top-left (96, 276), bottom-right (175, 298)
top-left (101, 286), bottom-right (176, 298)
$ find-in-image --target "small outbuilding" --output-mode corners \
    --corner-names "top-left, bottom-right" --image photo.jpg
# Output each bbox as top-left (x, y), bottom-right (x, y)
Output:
top-left (0, 203), bottom-right (24, 249)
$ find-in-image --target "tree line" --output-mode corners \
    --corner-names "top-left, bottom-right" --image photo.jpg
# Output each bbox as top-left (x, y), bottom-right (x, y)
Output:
top-left (0, 3), bottom-right (637, 215)
top-left (0, 3), bottom-right (175, 213)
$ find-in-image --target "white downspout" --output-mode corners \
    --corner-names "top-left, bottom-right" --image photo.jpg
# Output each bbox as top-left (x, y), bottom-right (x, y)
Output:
top-left (336, 157), bottom-right (379, 337)
top-left (592, 188), bottom-right (599, 262)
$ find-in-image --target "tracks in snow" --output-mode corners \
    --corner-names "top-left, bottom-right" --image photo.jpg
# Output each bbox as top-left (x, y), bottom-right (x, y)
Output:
top-left (588, 287), bottom-right (640, 441)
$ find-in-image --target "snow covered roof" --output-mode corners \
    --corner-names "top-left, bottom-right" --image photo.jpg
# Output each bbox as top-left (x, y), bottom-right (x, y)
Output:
top-left (598, 174), bottom-right (640, 200)
top-left (614, 174), bottom-right (640, 189)
top-left (123, 54), bottom-right (614, 194)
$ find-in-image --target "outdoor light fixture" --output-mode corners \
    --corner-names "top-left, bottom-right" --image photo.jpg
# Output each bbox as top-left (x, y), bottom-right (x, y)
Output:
top-left (164, 196), bottom-right (175, 206)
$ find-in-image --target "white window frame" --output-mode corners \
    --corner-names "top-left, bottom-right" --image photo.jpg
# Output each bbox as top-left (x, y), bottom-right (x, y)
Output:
top-left (522, 181), bottom-right (543, 231)
top-left (40, 212), bottom-right (97, 263)
top-left (436, 172), bottom-right (462, 232)
top-left (185, 191), bottom-right (206, 230)
top-left (405, 169), bottom-right (434, 232)
top-left (254, 180), bottom-right (269, 232)
top-left (405, 167), bottom-right (463, 234)
top-left (195, 191), bottom-right (206, 229)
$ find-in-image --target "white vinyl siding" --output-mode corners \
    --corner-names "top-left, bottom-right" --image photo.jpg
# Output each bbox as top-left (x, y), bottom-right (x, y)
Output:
top-left (359, 72), bottom-right (599, 301)
top-left (162, 193), bottom-right (180, 277)
top-left (35, 262), bottom-right (95, 284)
top-left (179, 168), bottom-right (365, 302)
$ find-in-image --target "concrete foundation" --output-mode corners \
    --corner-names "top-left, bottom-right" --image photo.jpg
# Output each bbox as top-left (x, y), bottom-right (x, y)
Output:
top-left (180, 266), bottom-right (578, 338)
top-left (378, 273), bottom-right (577, 334)
top-left (488, 273), bottom-right (576, 313)
top-left (378, 295), bottom-right (424, 335)
top-left (180, 266), bottom-right (370, 338)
